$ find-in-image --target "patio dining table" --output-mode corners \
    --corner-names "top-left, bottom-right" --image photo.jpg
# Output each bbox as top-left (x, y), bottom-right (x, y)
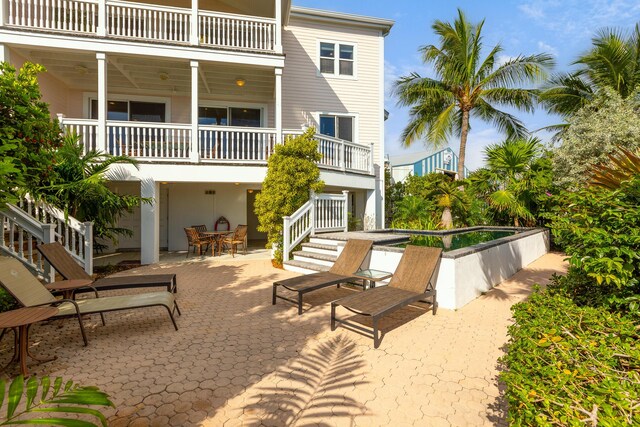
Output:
top-left (201, 231), bottom-right (232, 256)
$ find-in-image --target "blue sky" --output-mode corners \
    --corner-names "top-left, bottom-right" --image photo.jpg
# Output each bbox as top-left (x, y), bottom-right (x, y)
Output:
top-left (293, 0), bottom-right (640, 170)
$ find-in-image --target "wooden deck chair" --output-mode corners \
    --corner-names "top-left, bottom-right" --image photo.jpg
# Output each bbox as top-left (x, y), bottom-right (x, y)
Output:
top-left (37, 242), bottom-right (177, 293)
top-left (272, 239), bottom-right (373, 315)
top-left (222, 224), bottom-right (248, 257)
top-left (331, 246), bottom-right (442, 348)
top-left (0, 257), bottom-right (181, 346)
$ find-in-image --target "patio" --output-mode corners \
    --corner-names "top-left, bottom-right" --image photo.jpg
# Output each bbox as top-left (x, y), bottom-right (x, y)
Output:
top-left (0, 252), bottom-right (567, 426)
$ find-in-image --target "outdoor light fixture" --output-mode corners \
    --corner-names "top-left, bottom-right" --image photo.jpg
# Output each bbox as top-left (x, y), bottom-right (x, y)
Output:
top-left (235, 78), bottom-right (246, 87)
top-left (159, 72), bottom-right (170, 81)
top-left (234, 182), bottom-right (240, 186)
top-left (74, 65), bottom-right (88, 75)
top-left (248, 189), bottom-right (254, 193)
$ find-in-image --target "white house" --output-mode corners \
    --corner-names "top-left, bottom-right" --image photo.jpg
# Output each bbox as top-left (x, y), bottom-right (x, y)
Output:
top-left (0, 0), bottom-right (393, 263)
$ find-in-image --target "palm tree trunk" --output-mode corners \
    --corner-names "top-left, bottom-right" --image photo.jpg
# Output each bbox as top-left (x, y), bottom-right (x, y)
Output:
top-left (458, 109), bottom-right (470, 180)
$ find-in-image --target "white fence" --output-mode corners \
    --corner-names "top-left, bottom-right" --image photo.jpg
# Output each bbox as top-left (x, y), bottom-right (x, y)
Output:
top-left (199, 10), bottom-right (275, 52)
top-left (282, 191), bottom-right (349, 262)
top-left (198, 126), bottom-right (277, 162)
top-left (7, 0), bottom-right (98, 33)
top-left (106, 122), bottom-right (191, 159)
top-left (107, 0), bottom-right (190, 43)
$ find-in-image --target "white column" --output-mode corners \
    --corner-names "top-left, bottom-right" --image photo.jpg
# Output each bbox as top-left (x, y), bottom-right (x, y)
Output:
top-left (190, 0), bottom-right (199, 46)
top-left (97, 0), bottom-right (106, 36)
top-left (342, 190), bottom-right (349, 232)
top-left (0, 44), bottom-right (10, 63)
top-left (364, 189), bottom-right (377, 231)
top-left (0, 0), bottom-right (7, 27)
top-left (140, 178), bottom-right (160, 265)
top-left (190, 60), bottom-right (200, 162)
top-left (275, 67), bottom-right (282, 144)
top-left (96, 52), bottom-right (107, 153)
top-left (274, 0), bottom-right (282, 53)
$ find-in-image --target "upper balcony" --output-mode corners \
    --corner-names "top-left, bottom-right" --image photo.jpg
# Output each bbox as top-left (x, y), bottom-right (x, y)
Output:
top-left (1, 0), bottom-right (286, 56)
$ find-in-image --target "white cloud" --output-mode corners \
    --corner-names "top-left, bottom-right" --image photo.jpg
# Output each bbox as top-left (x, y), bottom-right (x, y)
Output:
top-left (537, 41), bottom-right (558, 57)
top-left (519, 2), bottom-right (546, 19)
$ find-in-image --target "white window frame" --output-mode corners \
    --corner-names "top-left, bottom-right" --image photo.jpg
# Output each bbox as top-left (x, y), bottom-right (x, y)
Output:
top-left (198, 100), bottom-right (268, 127)
top-left (83, 93), bottom-right (172, 122)
top-left (313, 111), bottom-right (359, 143)
top-left (317, 40), bottom-right (357, 80)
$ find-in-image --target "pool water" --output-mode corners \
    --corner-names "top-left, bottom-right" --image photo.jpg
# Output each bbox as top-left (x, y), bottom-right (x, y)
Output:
top-left (395, 230), bottom-right (519, 252)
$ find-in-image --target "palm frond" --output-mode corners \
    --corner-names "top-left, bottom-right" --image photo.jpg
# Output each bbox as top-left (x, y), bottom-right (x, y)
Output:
top-left (590, 146), bottom-right (640, 189)
top-left (473, 100), bottom-right (529, 138)
top-left (482, 53), bottom-right (555, 89)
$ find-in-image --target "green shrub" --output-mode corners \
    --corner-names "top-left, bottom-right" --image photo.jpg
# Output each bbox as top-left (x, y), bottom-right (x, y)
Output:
top-left (502, 291), bottom-right (640, 426)
top-left (547, 175), bottom-right (640, 314)
top-left (0, 288), bottom-right (17, 313)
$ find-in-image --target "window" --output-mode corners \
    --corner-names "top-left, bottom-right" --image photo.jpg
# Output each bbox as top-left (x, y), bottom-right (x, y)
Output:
top-left (319, 115), bottom-right (354, 142)
top-left (198, 107), bottom-right (228, 125)
top-left (230, 108), bottom-right (261, 127)
top-left (319, 42), bottom-right (355, 76)
top-left (90, 100), bottom-right (166, 122)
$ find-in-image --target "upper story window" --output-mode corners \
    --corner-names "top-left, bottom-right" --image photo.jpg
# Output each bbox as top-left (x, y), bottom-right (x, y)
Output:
top-left (90, 100), bottom-right (166, 122)
top-left (198, 106), bottom-right (262, 127)
top-left (319, 115), bottom-right (354, 142)
top-left (319, 42), bottom-right (355, 77)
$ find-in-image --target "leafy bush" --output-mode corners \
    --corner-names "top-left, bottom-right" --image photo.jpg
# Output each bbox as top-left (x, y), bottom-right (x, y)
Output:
top-left (548, 175), bottom-right (640, 314)
top-left (0, 62), bottom-right (61, 207)
top-left (254, 128), bottom-right (324, 264)
top-left (0, 288), bottom-right (17, 313)
top-left (502, 291), bottom-right (640, 426)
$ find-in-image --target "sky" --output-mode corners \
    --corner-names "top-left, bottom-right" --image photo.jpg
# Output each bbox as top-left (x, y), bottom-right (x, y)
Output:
top-left (293, 0), bottom-right (640, 170)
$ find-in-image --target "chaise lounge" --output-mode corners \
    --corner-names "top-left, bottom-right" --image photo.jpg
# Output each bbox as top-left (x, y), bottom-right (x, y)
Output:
top-left (0, 257), bottom-right (181, 346)
top-left (37, 242), bottom-right (177, 294)
top-left (272, 239), bottom-right (373, 315)
top-left (331, 245), bottom-right (442, 348)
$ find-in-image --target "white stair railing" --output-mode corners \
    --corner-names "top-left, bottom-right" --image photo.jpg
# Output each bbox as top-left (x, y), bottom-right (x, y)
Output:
top-left (282, 191), bottom-right (348, 262)
top-left (17, 197), bottom-right (93, 276)
top-left (1, 204), bottom-right (56, 281)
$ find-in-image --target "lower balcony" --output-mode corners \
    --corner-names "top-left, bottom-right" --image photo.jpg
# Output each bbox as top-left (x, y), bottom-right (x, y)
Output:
top-left (61, 118), bottom-right (374, 175)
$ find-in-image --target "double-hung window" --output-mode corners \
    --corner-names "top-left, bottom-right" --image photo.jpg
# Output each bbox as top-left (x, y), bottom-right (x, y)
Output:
top-left (319, 42), bottom-right (355, 77)
top-left (319, 115), bottom-right (354, 142)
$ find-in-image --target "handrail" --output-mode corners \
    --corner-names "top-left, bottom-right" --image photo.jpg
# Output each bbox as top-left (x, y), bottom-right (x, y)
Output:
top-left (107, 0), bottom-right (190, 14)
top-left (199, 9), bottom-right (276, 25)
top-left (107, 120), bottom-right (191, 130)
top-left (282, 191), bottom-right (349, 262)
top-left (199, 125), bottom-right (277, 134)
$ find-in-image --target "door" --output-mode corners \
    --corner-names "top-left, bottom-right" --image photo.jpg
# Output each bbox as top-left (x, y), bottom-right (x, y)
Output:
top-left (246, 190), bottom-right (267, 241)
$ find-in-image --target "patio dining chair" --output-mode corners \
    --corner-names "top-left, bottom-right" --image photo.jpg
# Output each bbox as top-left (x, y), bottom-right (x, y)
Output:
top-left (222, 224), bottom-right (248, 257)
top-left (0, 257), bottom-right (181, 346)
top-left (272, 239), bottom-right (373, 315)
top-left (331, 245), bottom-right (442, 348)
top-left (37, 242), bottom-right (177, 294)
top-left (184, 227), bottom-right (213, 257)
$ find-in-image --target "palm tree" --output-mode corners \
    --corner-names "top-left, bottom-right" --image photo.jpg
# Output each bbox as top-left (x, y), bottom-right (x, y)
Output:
top-left (394, 9), bottom-right (554, 179)
top-left (540, 25), bottom-right (640, 118)
top-left (469, 138), bottom-right (552, 226)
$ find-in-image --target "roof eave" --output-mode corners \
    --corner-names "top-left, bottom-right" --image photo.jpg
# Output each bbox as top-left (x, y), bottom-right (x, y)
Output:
top-left (288, 6), bottom-right (394, 35)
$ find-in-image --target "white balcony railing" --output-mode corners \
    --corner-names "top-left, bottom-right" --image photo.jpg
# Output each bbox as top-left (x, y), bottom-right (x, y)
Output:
top-left (59, 118), bottom-right (374, 173)
top-left (199, 126), bottom-right (277, 162)
top-left (7, 0), bottom-right (98, 33)
top-left (107, 0), bottom-right (190, 44)
top-left (4, 0), bottom-right (277, 53)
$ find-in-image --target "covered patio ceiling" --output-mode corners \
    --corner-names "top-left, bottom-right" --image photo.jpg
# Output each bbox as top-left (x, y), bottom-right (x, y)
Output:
top-left (16, 47), bottom-right (276, 99)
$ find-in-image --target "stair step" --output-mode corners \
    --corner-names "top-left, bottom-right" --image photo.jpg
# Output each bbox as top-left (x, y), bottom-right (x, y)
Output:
top-left (283, 259), bottom-right (330, 274)
top-left (309, 237), bottom-right (343, 247)
top-left (300, 242), bottom-right (339, 256)
top-left (292, 250), bottom-right (337, 262)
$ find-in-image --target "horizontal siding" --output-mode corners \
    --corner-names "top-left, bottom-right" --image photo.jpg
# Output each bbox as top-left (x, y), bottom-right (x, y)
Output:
top-left (282, 18), bottom-right (384, 169)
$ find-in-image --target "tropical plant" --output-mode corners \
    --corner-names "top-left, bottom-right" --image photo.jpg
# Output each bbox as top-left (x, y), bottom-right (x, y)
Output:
top-left (0, 62), bottom-right (61, 207)
top-left (392, 196), bottom-right (435, 229)
top-left (468, 138), bottom-right (554, 226)
top-left (394, 9), bottom-right (554, 179)
top-left (541, 24), bottom-right (640, 118)
top-left (550, 89), bottom-right (640, 189)
top-left (36, 133), bottom-right (147, 244)
top-left (0, 375), bottom-right (114, 426)
top-left (254, 128), bottom-right (324, 265)
top-left (384, 164), bottom-right (406, 227)
top-left (591, 146), bottom-right (640, 189)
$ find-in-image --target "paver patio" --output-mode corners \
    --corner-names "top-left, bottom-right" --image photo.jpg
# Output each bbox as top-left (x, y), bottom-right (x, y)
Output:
top-left (0, 252), bottom-right (567, 426)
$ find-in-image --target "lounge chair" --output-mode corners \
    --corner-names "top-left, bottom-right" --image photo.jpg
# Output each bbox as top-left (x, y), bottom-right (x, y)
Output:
top-left (331, 246), bottom-right (442, 348)
top-left (37, 242), bottom-right (177, 293)
top-left (0, 257), bottom-right (181, 346)
top-left (272, 239), bottom-right (373, 315)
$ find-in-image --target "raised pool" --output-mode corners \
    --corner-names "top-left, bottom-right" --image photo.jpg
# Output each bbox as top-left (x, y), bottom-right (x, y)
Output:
top-left (392, 229), bottom-right (521, 251)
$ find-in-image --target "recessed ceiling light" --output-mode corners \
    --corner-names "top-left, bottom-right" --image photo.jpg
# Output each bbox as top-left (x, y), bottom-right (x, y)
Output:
top-left (159, 72), bottom-right (170, 81)
top-left (74, 65), bottom-right (88, 75)
top-left (235, 78), bottom-right (246, 87)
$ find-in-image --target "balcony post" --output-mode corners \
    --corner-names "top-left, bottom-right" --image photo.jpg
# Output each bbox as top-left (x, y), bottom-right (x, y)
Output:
top-left (342, 190), bottom-right (349, 232)
top-left (190, 0), bottom-right (199, 46)
top-left (190, 60), bottom-right (200, 162)
top-left (140, 177), bottom-right (160, 265)
top-left (274, 0), bottom-right (282, 53)
top-left (97, 0), bottom-right (106, 36)
top-left (370, 143), bottom-right (375, 175)
top-left (96, 52), bottom-right (107, 153)
top-left (275, 68), bottom-right (282, 144)
top-left (0, 44), bottom-right (9, 62)
top-left (0, 0), bottom-right (6, 26)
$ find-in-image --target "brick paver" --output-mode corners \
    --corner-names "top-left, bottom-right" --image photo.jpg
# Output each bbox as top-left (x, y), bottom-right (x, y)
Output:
top-left (0, 252), bottom-right (567, 426)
